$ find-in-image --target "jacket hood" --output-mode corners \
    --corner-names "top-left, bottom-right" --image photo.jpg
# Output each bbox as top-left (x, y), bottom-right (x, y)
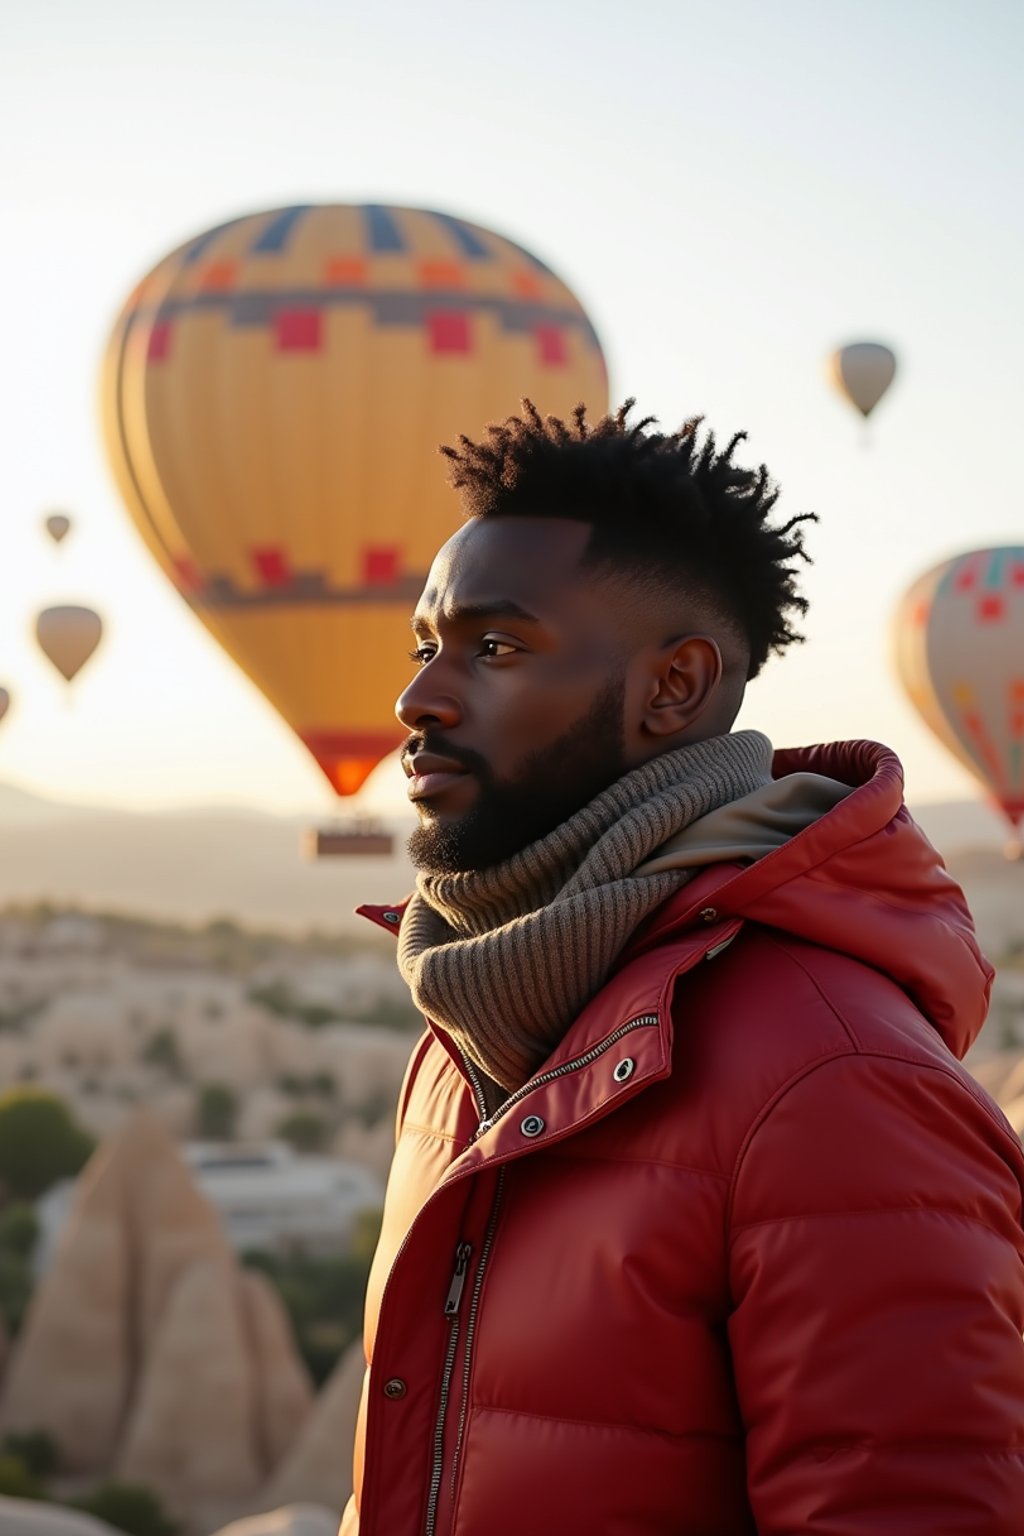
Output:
top-left (631, 740), bottom-right (994, 1061)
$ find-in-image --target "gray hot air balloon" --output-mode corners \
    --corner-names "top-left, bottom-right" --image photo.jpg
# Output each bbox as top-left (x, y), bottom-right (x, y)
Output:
top-left (44, 512), bottom-right (72, 545)
top-left (0, 688), bottom-right (9, 725)
top-left (35, 606), bottom-right (103, 684)
top-left (829, 342), bottom-right (897, 419)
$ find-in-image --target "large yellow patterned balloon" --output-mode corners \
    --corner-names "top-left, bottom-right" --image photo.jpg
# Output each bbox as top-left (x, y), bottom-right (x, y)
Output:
top-left (893, 546), bottom-right (1024, 832)
top-left (101, 204), bottom-right (608, 795)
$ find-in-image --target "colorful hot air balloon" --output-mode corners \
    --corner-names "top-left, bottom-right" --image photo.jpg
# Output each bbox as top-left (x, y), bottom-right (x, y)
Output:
top-left (45, 513), bottom-right (72, 545)
top-left (829, 342), bottom-right (896, 419)
top-left (101, 203), bottom-right (609, 796)
top-left (35, 606), bottom-right (103, 684)
top-left (0, 688), bottom-right (9, 725)
top-left (893, 546), bottom-right (1024, 836)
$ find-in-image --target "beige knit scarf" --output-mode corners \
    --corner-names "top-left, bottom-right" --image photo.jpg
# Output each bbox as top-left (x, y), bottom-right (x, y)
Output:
top-left (397, 730), bottom-right (773, 1094)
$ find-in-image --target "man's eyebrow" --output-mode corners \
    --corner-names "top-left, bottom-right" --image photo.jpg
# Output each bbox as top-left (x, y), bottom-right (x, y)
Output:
top-left (410, 600), bottom-right (542, 632)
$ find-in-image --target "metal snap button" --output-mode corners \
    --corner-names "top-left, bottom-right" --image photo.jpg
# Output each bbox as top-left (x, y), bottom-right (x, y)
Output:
top-left (383, 911), bottom-right (401, 925)
top-left (520, 1114), bottom-right (545, 1138)
top-left (699, 906), bottom-right (718, 922)
top-left (383, 1376), bottom-right (407, 1399)
top-left (612, 1057), bottom-right (635, 1083)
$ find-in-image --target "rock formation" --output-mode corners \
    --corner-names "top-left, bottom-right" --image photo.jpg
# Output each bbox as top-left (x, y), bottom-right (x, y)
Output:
top-left (116, 1256), bottom-right (263, 1507)
top-left (0, 1106), bottom-right (317, 1531)
top-left (119, 1112), bottom-right (232, 1354)
top-left (237, 1270), bottom-right (315, 1469)
top-left (0, 1125), bottom-right (134, 1467)
top-left (0, 1110), bottom-right (232, 1471)
top-left (258, 1339), bottom-right (365, 1515)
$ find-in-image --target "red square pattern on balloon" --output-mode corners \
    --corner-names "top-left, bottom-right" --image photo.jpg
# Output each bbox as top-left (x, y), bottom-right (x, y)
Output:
top-left (148, 322), bottom-right (173, 362)
top-left (535, 324), bottom-right (568, 366)
top-left (276, 310), bottom-right (322, 351)
top-left (173, 555), bottom-right (202, 592)
top-left (978, 594), bottom-right (1005, 622)
top-left (251, 547), bottom-right (292, 587)
top-left (428, 312), bottom-right (471, 354)
top-left (363, 546), bottom-right (401, 585)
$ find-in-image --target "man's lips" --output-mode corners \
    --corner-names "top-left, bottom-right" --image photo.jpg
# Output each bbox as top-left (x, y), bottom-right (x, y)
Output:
top-left (404, 753), bottom-right (472, 803)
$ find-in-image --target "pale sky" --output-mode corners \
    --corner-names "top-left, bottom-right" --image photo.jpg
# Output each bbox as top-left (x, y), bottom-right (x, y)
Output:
top-left (1, 0), bottom-right (1022, 816)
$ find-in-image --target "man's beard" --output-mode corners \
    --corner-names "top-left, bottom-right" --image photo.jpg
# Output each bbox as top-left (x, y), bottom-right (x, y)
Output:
top-left (407, 676), bottom-right (628, 875)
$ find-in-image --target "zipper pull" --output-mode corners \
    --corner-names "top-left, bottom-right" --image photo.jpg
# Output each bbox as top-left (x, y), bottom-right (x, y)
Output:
top-left (444, 1242), bottom-right (473, 1316)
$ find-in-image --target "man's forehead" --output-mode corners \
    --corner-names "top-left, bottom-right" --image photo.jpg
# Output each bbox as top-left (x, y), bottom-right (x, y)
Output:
top-left (416, 517), bottom-right (594, 619)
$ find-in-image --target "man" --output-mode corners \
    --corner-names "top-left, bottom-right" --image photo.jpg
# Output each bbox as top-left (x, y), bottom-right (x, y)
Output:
top-left (341, 401), bottom-right (1024, 1535)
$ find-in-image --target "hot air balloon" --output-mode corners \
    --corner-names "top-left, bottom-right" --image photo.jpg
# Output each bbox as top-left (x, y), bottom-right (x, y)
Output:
top-left (0, 688), bottom-right (9, 725)
top-left (35, 606), bottom-right (103, 684)
top-left (829, 342), bottom-right (896, 420)
top-left (893, 546), bottom-right (1024, 844)
top-left (45, 513), bottom-right (72, 545)
top-left (101, 202), bottom-right (609, 798)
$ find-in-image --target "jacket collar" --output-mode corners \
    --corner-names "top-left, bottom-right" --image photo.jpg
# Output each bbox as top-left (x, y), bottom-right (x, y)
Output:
top-left (358, 891), bottom-right (743, 1163)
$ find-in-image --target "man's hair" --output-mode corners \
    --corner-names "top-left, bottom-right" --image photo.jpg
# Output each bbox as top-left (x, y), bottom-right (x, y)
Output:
top-left (441, 399), bottom-right (816, 679)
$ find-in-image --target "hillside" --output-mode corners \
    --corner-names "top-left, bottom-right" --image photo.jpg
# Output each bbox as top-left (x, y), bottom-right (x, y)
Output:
top-left (0, 781), bottom-right (414, 932)
top-left (0, 778), bottom-right (1012, 934)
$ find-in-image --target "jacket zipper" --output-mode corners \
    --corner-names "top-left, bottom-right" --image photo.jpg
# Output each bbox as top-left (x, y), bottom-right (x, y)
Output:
top-left (458, 1047), bottom-right (489, 1124)
top-left (447, 1166), bottom-right (506, 1506)
top-left (471, 1013), bottom-right (659, 1141)
top-left (424, 1240), bottom-right (472, 1536)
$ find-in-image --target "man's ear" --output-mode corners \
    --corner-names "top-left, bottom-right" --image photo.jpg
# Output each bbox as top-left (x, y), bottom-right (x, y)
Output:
top-left (641, 635), bottom-right (723, 738)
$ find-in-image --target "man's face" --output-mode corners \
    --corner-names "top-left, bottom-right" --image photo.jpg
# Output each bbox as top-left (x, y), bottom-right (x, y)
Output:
top-left (397, 518), bottom-right (634, 874)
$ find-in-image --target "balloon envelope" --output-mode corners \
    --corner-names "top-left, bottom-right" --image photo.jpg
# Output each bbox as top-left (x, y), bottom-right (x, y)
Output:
top-left (101, 202), bottom-right (609, 796)
top-left (45, 513), bottom-right (72, 545)
top-left (830, 342), bottom-right (896, 418)
top-left (0, 688), bottom-right (9, 724)
top-left (893, 546), bottom-right (1024, 830)
top-left (35, 606), bottom-right (103, 684)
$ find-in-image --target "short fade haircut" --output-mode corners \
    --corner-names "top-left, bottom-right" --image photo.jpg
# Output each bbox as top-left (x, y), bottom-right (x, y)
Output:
top-left (441, 399), bottom-right (816, 679)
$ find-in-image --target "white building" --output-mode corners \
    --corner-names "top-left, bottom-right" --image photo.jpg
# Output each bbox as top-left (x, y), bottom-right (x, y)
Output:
top-left (180, 1139), bottom-right (383, 1255)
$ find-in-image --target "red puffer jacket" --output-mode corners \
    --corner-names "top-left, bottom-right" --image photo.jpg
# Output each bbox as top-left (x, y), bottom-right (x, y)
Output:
top-left (340, 742), bottom-right (1024, 1536)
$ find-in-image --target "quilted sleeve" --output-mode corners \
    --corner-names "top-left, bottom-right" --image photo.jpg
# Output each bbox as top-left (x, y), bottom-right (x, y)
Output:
top-left (727, 1052), bottom-right (1024, 1534)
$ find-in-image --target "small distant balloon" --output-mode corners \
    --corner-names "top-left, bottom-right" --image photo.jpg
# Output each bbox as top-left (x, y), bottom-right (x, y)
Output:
top-left (45, 513), bottom-right (72, 545)
top-left (35, 606), bottom-right (103, 684)
top-left (830, 342), bottom-right (896, 419)
top-left (0, 689), bottom-right (9, 725)
top-left (893, 546), bottom-right (1024, 842)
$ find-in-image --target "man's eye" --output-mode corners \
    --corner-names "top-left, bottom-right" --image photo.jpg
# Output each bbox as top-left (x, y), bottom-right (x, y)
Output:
top-left (408, 645), bottom-right (436, 666)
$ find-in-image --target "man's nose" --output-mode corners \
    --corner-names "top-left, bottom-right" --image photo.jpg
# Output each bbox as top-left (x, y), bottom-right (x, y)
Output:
top-left (395, 665), bottom-right (461, 731)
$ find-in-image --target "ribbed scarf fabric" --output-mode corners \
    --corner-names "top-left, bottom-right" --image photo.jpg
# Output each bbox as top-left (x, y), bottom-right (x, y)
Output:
top-left (397, 730), bottom-right (774, 1093)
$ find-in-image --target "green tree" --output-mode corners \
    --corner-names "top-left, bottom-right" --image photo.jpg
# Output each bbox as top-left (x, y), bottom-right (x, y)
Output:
top-left (141, 1027), bottom-right (183, 1076)
top-left (195, 1082), bottom-right (237, 1140)
top-left (0, 1428), bottom-right (58, 1477)
top-left (0, 1249), bottom-right (35, 1333)
top-left (70, 1481), bottom-right (180, 1536)
top-left (0, 1089), bottom-right (94, 1201)
top-left (0, 1202), bottom-right (40, 1260)
top-left (0, 1452), bottom-right (44, 1497)
top-left (0, 1202), bottom-right (41, 1335)
top-left (274, 1111), bottom-right (328, 1152)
